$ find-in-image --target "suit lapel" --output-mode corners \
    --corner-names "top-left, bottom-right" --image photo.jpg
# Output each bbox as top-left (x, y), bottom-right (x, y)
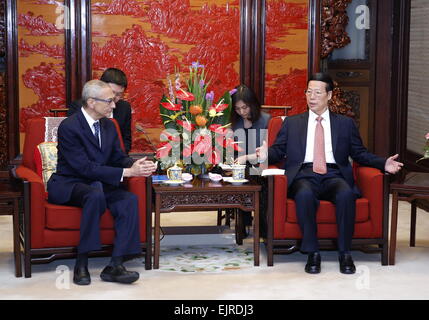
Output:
top-left (77, 110), bottom-right (101, 149)
top-left (329, 111), bottom-right (339, 155)
top-left (100, 118), bottom-right (110, 152)
top-left (299, 112), bottom-right (309, 156)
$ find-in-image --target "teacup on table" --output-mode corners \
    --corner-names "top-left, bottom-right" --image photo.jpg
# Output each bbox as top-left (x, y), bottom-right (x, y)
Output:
top-left (167, 165), bottom-right (182, 181)
top-left (231, 164), bottom-right (246, 181)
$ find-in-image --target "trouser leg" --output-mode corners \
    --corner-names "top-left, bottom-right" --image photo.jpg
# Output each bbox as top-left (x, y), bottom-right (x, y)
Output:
top-left (68, 182), bottom-right (106, 254)
top-left (321, 175), bottom-right (356, 252)
top-left (289, 177), bottom-right (320, 253)
top-left (105, 188), bottom-right (141, 257)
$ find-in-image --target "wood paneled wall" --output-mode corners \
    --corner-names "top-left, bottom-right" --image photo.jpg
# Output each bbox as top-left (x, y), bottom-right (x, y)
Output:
top-left (2, 0), bottom-right (416, 172)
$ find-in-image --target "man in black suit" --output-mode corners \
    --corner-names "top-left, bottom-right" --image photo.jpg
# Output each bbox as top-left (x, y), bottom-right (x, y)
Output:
top-left (68, 68), bottom-right (132, 153)
top-left (48, 79), bottom-right (157, 285)
top-left (256, 73), bottom-right (403, 274)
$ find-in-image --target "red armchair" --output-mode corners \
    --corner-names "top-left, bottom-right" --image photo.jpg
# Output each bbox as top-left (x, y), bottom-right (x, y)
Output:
top-left (13, 117), bottom-right (152, 277)
top-left (264, 116), bottom-right (389, 266)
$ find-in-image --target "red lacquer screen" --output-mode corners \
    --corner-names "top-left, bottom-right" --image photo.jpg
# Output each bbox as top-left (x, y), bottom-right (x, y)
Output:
top-left (91, 0), bottom-right (240, 153)
top-left (17, 0), bottom-right (66, 150)
top-left (264, 0), bottom-right (308, 117)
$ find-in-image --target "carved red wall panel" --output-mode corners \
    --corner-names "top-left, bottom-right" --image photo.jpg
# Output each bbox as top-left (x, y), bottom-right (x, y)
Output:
top-left (17, 0), bottom-right (65, 140)
top-left (91, 0), bottom-right (240, 152)
top-left (264, 0), bottom-right (308, 117)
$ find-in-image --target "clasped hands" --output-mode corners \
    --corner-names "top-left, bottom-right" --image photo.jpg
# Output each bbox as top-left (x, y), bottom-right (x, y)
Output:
top-left (124, 157), bottom-right (157, 177)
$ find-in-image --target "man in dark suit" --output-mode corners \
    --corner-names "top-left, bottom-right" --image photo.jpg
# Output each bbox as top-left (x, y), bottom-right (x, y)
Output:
top-left (256, 73), bottom-right (403, 274)
top-left (67, 68), bottom-right (132, 153)
top-left (48, 80), bottom-right (157, 285)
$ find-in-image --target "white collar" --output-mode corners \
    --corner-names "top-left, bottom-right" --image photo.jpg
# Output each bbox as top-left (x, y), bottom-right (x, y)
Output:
top-left (81, 107), bottom-right (99, 128)
top-left (309, 108), bottom-right (330, 121)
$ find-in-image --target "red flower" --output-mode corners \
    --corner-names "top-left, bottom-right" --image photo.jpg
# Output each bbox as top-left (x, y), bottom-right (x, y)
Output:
top-left (160, 130), bottom-right (180, 142)
top-left (209, 148), bottom-right (222, 165)
top-left (214, 103), bottom-right (229, 112)
top-left (209, 124), bottom-right (229, 135)
top-left (176, 89), bottom-right (195, 101)
top-left (177, 119), bottom-right (195, 132)
top-left (194, 134), bottom-right (212, 155)
top-left (161, 101), bottom-right (181, 111)
top-left (156, 141), bottom-right (172, 158)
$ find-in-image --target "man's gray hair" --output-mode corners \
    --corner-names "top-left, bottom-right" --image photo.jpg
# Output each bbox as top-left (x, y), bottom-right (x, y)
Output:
top-left (82, 80), bottom-right (111, 107)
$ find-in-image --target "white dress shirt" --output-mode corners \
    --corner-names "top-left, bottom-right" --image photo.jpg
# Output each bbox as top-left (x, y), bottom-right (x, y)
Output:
top-left (303, 109), bottom-right (336, 164)
top-left (81, 107), bottom-right (125, 181)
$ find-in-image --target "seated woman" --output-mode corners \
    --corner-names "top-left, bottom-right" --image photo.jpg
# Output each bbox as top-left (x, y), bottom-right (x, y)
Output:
top-left (231, 84), bottom-right (271, 237)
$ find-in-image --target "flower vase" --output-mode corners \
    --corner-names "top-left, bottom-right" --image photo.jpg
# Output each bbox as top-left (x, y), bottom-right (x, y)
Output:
top-left (197, 165), bottom-right (210, 180)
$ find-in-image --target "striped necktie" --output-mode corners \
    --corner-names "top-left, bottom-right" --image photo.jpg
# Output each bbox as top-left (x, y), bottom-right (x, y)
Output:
top-left (93, 121), bottom-right (100, 147)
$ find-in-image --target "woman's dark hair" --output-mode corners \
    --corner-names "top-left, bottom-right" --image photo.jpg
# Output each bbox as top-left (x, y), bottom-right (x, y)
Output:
top-left (100, 68), bottom-right (128, 88)
top-left (307, 72), bottom-right (334, 92)
top-left (231, 84), bottom-right (261, 125)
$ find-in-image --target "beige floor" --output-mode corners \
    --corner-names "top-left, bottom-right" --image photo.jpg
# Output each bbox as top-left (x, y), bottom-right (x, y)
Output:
top-left (0, 198), bottom-right (428, 300)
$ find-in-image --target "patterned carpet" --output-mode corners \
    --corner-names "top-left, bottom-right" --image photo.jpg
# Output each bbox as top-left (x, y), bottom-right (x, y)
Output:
top-left (157, 245), bottom-right (254, 273)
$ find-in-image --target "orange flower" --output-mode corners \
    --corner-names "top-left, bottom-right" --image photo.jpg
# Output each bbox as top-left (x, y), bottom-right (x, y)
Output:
top-left (195, 115), bottom-right (208, 127)
top-left (189, 104), bottom-right (203, 115)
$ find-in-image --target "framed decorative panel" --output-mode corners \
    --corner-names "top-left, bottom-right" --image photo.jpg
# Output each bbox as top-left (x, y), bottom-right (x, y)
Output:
top-left (17, 0), bottom-right (66, 150)
top-left (264, 0), bottom-right (308, 117)
top-left (91, 0), bottom-right (240, 153)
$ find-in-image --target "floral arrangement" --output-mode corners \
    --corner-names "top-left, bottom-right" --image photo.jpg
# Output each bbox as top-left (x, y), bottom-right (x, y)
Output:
top-left (417, 132), bottom-right (429, 163)
top-left (156, 62), bottom-right (240, 175)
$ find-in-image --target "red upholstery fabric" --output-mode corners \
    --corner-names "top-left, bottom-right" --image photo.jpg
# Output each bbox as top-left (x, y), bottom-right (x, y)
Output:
top-left (267, 116), bottom-right (384, 243)
top-left (45, 203), bottom-right (115, 230)
top-left (34, 147), bottom-right (43, 178)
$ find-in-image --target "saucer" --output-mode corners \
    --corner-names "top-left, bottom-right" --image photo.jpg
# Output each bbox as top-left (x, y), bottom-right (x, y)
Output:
top-left (163, 180), bottom-right (185, 186)
top-left (227, 179), bottom-right (248, 185)
top-left (182, 173), bottom-right (193, 182)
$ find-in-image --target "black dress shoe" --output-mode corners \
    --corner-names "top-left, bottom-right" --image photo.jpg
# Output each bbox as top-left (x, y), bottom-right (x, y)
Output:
top-left (100, 265), bottom-right (139, 284)
top-left (73, 266), bottom-right (91, 285)
top-left (305, 252), bottom-right (321, 274)
top-left (339, 253), bottom-right (356, 274)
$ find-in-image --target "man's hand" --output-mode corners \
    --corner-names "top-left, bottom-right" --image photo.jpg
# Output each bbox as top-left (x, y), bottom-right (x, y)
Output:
top-left (124, 157), bottom-right (157, 177)
top-left (385, 154), bottom-right (404, 174)
top-left (255, 140), bottom-right (268, 163)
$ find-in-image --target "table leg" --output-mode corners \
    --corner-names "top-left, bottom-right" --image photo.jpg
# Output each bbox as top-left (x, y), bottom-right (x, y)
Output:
top-left (254, 193), bottom-right (260, 266)
top-left (153, 194), bottom-right (161, 269)
top-left (389, 191), bottom-right (399, 265)
top-left (410, 200), bottom-right (417, 247)
top-left (13, 198), bottom-right (22, 277)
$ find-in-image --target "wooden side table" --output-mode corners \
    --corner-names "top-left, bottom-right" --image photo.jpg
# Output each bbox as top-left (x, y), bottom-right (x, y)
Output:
top-left (0, 183), bottom-right (23, 277)
top-left (152, 178), bottom-right (261, 269)
top-left (389, 172), bottom-right (429, 265)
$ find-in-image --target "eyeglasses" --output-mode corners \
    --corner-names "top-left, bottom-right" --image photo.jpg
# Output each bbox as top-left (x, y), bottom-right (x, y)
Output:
top-left (304, 90), bottom-right (326, 97)
top-left (91, 97), bottom-right (115, 104)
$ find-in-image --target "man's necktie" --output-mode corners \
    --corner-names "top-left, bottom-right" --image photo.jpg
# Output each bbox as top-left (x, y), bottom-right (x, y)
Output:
top-left (313, 116), bottom-right (327, 174)
top-left (93, 121), bottom-right (100, 147)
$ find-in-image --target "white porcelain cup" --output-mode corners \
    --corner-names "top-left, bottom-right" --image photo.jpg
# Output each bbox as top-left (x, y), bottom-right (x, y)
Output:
top-left (167, 166), bottom-right (182, 181)
top-left (231, 164), bottom-right (246, 180)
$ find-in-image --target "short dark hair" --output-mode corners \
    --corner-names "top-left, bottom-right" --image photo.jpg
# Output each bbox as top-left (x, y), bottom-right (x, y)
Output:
top-left (307, 72), bottom-right (334, 92)
top-left (231, 84), bottom-right (261, 125)
top-left (100, 68), bottom-right (128, 88)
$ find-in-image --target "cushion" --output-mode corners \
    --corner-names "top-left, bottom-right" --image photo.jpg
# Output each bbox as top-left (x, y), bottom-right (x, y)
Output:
top-left (34, 142), bottom-right (58, 190)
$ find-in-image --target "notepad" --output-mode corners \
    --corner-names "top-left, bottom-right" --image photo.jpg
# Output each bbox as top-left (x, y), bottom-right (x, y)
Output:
top-left (152, 175), bottom-right (168, 183)
top-left (261, 169), bottom-right (285, 176)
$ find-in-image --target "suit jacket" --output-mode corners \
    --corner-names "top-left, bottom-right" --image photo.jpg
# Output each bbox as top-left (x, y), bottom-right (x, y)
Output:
top-left (67, 99), bottom-right (132, 153)
top-left (47, 110), bottom-right (135, 205)
top-left (268, 111), bottom-right (386, 193)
